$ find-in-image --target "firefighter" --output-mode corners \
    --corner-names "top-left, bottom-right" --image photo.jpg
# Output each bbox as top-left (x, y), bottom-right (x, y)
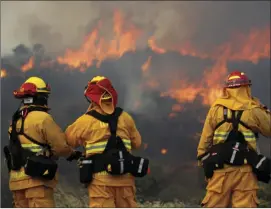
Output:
top-left (65, 76), bottom-right (143, 208)
top-left (5, 76), bottom-right (78, 208)
top-left (197, 71), bottom-right (271, 207)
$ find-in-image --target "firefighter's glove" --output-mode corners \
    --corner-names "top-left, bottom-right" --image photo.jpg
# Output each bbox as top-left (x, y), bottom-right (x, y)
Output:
top-left (66, 151), bottom-right (82, 162)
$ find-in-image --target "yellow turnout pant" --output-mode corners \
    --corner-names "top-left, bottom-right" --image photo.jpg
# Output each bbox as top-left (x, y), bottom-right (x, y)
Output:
top-left (88, 184), bottom-right (137, 208)
top-left (201, 165), bottom-right (259, 208)
top-left (12, 186), bottom-right (55, 208)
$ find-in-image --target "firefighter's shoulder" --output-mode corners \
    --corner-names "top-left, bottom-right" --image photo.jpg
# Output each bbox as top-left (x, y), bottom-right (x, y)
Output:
top-left (253, 105), bottom-right (271, 114)
top-left (208, 104), bottom-right (222, 116)
top-left (76, 113), bottom-right (94, 123)
top-left (28, 110), bottom-right (52, 121)
top-left (120, 110), bottom-right (136, 124)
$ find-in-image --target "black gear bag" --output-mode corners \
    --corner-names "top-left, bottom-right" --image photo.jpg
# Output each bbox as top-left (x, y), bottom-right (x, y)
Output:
top-left (3, 107), bottom-right (57, 180)
top-left (198, 107), bottom-right (271, 183)
top-left (79, 107), bottom-right (149, 184)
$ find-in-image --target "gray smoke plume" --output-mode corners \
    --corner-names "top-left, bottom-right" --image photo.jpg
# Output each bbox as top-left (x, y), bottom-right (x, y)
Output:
top-left (1, 1), bottom-right (270, 55)
top-left (1, 2), bottom-right (270, 207)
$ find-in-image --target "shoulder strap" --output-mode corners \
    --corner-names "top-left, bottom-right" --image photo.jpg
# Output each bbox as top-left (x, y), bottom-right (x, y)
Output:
top-left (12, 107), bottom-right (50, 148)
top-left (86, 107), bottom-right (125, 151)
top-left (10, 110), bottom-right (22, 141)
top-left (214, 106), bottom-right (229, 130)
top-left (108, 108), bottom-right (123, 136)
top-left (87, 110), bottom-right (110, 123)
top-left (214, 108), bottom-right (258, 137)
top-left (231, 110), bottom-right (240, 131)
top-left (86, 107), bottom-right (123, 128)
top-left (237, 110), bottom-right (259, 138)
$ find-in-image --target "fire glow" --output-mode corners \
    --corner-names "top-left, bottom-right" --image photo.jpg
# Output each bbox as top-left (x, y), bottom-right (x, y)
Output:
top-left (161, 148), bottom-right (168, 155)
top-left (21, 57), bottom-right (34, 72)
top-left (1, 69), bottom-right (7, 78)
top-left (2, 10), bottom-right (269, 111)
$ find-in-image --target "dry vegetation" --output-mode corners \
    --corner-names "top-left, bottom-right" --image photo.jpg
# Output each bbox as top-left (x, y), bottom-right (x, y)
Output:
top-left (54, 181), bottom-right (271, 208)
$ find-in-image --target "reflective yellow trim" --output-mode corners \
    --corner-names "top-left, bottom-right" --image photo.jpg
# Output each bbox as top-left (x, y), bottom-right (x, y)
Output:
top-left (21, 143), bottom-right (43, 153)
top-left (228, 75), bottom-right (241, 80)
top-left (94, 171), bottom-right (131, 176)
top-left (86, 141), bottom-right (107, 148)
top-left (86, 138), bottom-right (132, 154)
top-left (244, 136), bottom-right (256, 142)
top-left (29, 148), bottom-right (43, 152)
top-left (10, 170), bottom-right (29, 180)
top-left (21, 144), bottom-right (40, 148)
top-left (213, 131), bottom-right (256, 142)
top-left (86, 148), bottom-right (105, 154)
top-left (90, 76), bottom-right (106, 83)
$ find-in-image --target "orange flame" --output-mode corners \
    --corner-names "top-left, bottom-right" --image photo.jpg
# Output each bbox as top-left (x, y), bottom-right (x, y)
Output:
top-left (169, 112), bottom-right (177, 118)
top-left (21, 57), bottom-right (34, 72)
top-left (1, 69), bottom-right (7, 78)
top-left (148, 37), bottom-right (166, 54)
top-left (161, 82), bottom-right (202, 104)
top-left (57, 10), bottom-right (141, 71)
top-left (169, 104), bottom-right (184, 117)
top-left (4, 9), bottom-right (268, 111)
top-left (223, 27), bottom-right (270, 63)
top-left (172, 104), bottom-right (183, 112)
top-left (178, 42), bottom-right (209, 59)
top-left (159, 26), bottom-right (270, 106)
top-left (161, 148), bottom-right (168, 155)
top-left (141, 56), bottom-right (152, 73)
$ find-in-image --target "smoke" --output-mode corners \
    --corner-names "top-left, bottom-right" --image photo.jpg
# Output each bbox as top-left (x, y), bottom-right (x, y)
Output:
top-left (1, 2), bottom-right (270, 206)
top-left (1, 1), bottom-right (270, 55)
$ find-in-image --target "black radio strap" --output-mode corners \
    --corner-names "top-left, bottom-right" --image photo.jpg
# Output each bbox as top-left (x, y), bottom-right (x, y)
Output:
top-left (214, 106), bottom-right (258, 138)
top-left (86, 107), bottom-right (126, 151)
top-left (11, 106), bottom-right (51, 149)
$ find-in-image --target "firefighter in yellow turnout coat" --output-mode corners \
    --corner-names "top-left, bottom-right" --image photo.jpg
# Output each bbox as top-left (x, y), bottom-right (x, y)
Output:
top-left (65, 76), bottom-right (142, 208)
top-left (198, 71), bottom-right (271, 207)
top-left (6, 77), bottom-right (75, 208)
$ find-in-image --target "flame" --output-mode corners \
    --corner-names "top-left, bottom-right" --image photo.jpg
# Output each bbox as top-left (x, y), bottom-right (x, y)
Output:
top-left (169, 104), bottom-right (184, 117)
top-left (1, 69), bottom-right (7, 78)
top-left (148, 37), bottom-right (166, 54)
top-left (224, 27), bottom-right (270, 63)
top-left (161, 148), bottom-right (168, 155)
top-left (159, 26), bottom-right (269, 106)
top-left (178, 42), bottom-right (209, 59)
top-left (172, 104), bottom-right (183, 112)
top-left (169, 112), bottom-right (177, 118)
top-left (2, 9), bottom-right (268, 111)
top-left (161, 82), bottom-right (202, 104)
top-left (21, 56), bottom-right (34, 72)
top-left (148, 38), bottom-right (209, 59)
top-left (141, 56), bottom-right (152, 73)
top-left (57, 10), bottom-right (141, 71)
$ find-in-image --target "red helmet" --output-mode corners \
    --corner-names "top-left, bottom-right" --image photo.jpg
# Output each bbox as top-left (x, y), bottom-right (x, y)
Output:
top-left (13, 77), bottom-right (51, 99)
top-left (84, 76), bottom-right (118, 114)
top-left (225, 71), bottom-right (251, 88)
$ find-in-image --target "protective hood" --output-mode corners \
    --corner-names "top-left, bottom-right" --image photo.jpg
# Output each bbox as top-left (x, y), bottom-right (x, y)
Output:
top-left (84, 78), bottom-right (118, 115)
top-left (212, 86), bottom-right (262, 110)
